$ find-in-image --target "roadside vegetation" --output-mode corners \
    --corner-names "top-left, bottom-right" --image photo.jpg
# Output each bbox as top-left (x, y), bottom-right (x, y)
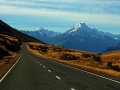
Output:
top-left (0, 34), bottom-right (21, 78)
top-left (27, 42), bottom-right (120, 78)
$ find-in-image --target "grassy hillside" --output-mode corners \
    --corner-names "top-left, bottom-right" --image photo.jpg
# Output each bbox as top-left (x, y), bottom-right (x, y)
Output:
top-left (0, 34), bottom-right (21, 78)
top-left (0, 20), bottom-right (42, 42)
top-left (27, 42), bottom-right (120, 78)
top-left (102, 51), bottom-right (120, 71)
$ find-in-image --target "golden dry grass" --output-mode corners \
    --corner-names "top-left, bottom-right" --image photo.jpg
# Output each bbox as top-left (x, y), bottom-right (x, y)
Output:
top-left (0, 50), bottom-right (21, 78)
top-left (102, 51), bottom-right (120, 66)
top-left (0, 34), bottom-right (21, 78)
top-left (0, 34), bottom-right (18, 41)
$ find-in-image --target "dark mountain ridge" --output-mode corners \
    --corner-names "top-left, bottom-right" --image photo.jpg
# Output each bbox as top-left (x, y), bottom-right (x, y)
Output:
top-left (0, 20), bottom-right (42, 43)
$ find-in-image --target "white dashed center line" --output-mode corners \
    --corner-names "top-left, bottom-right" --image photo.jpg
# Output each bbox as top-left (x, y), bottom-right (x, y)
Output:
top-left (43, 66), bottom-right (46, 68)
top-left (48, 70), bottom-right (52, 72)
top-left (71, 88), bottom-right (75, 90)
top-left (40, 64), bottom-right (42, 66)
top-left (56, 76), bottom-right (61, 80)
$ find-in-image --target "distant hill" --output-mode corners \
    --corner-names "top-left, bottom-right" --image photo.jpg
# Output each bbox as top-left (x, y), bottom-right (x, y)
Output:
top-left (0, 20), bottom-right (42, 43)
top-left (105, 43), bottom-right (120, 52)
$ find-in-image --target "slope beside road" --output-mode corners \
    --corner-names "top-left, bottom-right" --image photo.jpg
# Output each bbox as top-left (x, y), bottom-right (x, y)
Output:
top-left (0, 44), bottom-right (120, 90)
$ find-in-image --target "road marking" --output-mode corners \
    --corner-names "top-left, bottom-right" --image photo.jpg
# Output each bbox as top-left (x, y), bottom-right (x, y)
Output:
top-left (43, 66), bottom-right (46, 68)
top-left (47, 59), bottom-right (120, 84)
top-left (0, 53), bottom-right (22, 83)
top-left (56, 76), bottom-right (61, 80)
top-left (40, 64), bottom-right (42, 66)
top-left (31, 55), bottom-right (120, 84)
top-left (65, 65), bottom-right (120, 84)
top-left (71, 88), bottom-right (75, 90)
top-left (48, 70), bottom-right (52, 72)
top-left (31, 56), bottom-right (40, 63)
top-left (34, 60), bottom-right (39, 63)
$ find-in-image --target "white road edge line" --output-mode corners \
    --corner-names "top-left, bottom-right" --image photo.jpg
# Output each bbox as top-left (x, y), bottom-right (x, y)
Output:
top-left (31, 56), bottom-right (120, 84)
top-left (48, 70), bottom-right (51, 72)
top-left (0, 53), bottom-right (22, 83)
top-left (56, 76), bottom-right (61, 80)
top-left (51, 60), bottom-right (120, 84)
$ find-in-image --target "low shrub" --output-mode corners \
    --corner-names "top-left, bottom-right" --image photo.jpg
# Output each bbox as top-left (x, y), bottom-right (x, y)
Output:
top-left (60, 53), bottom-right (79, 60)
top-left (0, 47), bottom-right (10, 59)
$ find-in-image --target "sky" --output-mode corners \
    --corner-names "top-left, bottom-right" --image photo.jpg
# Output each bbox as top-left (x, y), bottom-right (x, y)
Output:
top-left (0, 0), bottom-right (120, 34)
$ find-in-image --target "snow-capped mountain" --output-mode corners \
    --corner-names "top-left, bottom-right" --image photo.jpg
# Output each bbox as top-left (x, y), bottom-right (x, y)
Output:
top-left (22, 27), bottom-right (61, 43)
top-left (66, 22), bottom-right (90, 34)
top-left (50, 22), bottom-right (120, 52)
top-left (66, 22), bottom-right (120, 40)
top-left (37, 27), bottom-right (60, 38)
top-left (22, 23), bottom-right (120, 52)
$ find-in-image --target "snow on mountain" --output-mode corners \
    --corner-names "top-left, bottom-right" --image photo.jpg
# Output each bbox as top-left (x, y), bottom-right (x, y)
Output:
top-left (36, 27), bottom-right (60, 38)
top-left (21, 22), bottom-right (120, 52)
top-left (66, 22), bottom-right (120, 40)
top-left (22, 27), bottom-right (61, 43)
top-left (67, 22), bottom-right (89, 34)
top-left (50, 22), bottom-right (120, 52)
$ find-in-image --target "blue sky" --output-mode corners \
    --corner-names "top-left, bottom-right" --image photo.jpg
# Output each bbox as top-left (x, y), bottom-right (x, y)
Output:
top-left (0, 0), bottom-right (120, 34)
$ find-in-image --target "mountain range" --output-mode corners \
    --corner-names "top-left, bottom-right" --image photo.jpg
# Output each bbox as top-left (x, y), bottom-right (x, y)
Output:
top-left (22, 22), bottom-right (120, 52)
top-left (22, 27), bottom-right (61, 43)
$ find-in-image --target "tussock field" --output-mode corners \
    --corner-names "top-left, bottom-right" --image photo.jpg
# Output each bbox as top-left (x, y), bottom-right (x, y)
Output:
top-left (0, 34), bottom-right (21, 78)
top-left (28, 42), bottom-right (120, 78)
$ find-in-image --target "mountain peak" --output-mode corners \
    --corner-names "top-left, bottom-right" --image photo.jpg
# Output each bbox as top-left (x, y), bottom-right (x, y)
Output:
top-left (74, 22), bottom-right (88, 30)
top-left (80, 22), bottom-right (87, 26)
top-left (74, 23), bottom-right (81, 29)
top-left (67, 22), bottom-right (89, 33)
top-left (37, 27), bottom-right (46, 31)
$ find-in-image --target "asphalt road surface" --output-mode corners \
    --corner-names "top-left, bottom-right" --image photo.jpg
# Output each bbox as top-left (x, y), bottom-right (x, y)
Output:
top-left (0, 45), bottom-right (120, 90)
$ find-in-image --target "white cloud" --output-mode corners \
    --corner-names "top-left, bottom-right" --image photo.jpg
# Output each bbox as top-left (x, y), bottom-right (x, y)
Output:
top-left (0, 0), bottom-right (120, 14)
top-left (0, 5), bottom-right (120, 25)
top-left (0, 0), bottom-right (76, 11)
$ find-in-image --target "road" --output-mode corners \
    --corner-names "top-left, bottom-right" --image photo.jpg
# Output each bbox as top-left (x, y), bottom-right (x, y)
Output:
top-left (0, 44), bottom-right (120, 90)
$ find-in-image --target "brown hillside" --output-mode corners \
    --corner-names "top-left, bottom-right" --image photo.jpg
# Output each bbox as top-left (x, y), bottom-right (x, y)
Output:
top-left (0, 34), bottom-right (21, 78)
top-left (0, 19), bottom-right (42, 43)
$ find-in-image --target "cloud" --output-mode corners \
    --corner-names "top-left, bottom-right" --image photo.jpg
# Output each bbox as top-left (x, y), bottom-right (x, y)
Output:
top-left (0, 5), bottom-right (120, 25)
top-left (0, 0), bottom-right (120, 14)
top-left (0, 0), bottom-right (120, 33)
